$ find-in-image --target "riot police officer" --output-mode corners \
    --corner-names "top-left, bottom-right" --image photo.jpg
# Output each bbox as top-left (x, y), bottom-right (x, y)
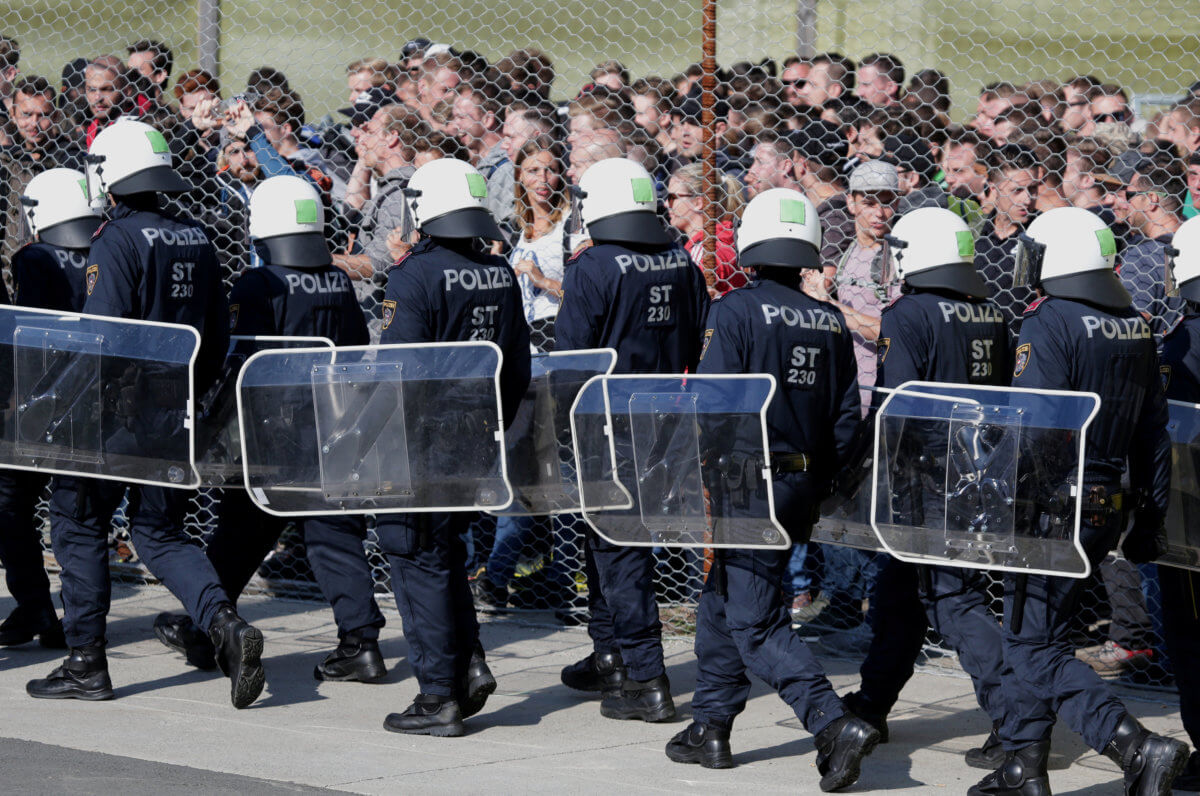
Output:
top-left (375, 158), bottom-right (531, 736)
top-left (26, 119), bottom-right (266, 709)
top-left (0, 168), bottom-right (99, 649)
top-left (152, 175), bottom-right (388, 682)
top-left (554, 158), bottom-right (709, 723)
top-left (837, 207), bottom-right (1012, 767)
top-left (1153, 215), bottom-right (1200, 790)
top-left (969, 206), bottom-right (1189, 795)
top-left (665, 188), bottom-right (877, 791)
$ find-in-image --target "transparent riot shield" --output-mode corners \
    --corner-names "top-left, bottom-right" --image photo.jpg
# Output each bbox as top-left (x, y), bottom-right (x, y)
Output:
top-left (872, 381), bottom-right (1100, 578)
top-left (1161, 400), bottom-right (1200, 572)
top-left (195, 336), bottom-right (334, 486)
top-left (0, 305), bottom-right (200, 487)
top-left (237, 341), bottom-right (510, 516)
top-left (490, 348), bottom-right (617, 516)
top-left (571, 374), bottom-right (788, 549)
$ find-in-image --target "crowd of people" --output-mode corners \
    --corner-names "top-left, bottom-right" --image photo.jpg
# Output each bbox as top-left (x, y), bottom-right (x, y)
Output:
top-left (1, 30), bottom-right (1199, 794)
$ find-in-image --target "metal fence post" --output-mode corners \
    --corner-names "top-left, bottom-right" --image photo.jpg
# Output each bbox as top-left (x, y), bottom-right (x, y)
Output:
top-left (197, 0), bottom-right (221, 78)
top-left (795, 0), bottom-right (817, 58)
top-left (700, 0), bottom-right (718, 293)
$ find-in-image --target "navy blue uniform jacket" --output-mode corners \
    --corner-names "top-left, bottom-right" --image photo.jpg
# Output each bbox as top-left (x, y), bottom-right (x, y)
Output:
top-left (1161, 313), bottom-right (1200, 404)
top-left (83, 201), bottom-right (230, 391)
top-left (555, 241), bottom-right (709, 374)
top-left (1012, 295), bottom-right (1170, 517)
top-left (12, 242), bottom-right (86, 311)
top-left (380, 237), bottom-right (530, 427)
top-left (229, 263), bottom-right (368, 346)
top-left (878, 289), bottom-right (1011, 388)
top-left (696, 277), bottom-right (861, 472)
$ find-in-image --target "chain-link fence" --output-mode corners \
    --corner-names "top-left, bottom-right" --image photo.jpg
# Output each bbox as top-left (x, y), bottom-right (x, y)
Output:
top-left (3, 0), bottom-right (1199, 698)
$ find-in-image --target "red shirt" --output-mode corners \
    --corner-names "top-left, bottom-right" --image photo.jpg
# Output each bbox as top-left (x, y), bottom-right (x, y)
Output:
top-left (684, 219), bottom-right (749, 295)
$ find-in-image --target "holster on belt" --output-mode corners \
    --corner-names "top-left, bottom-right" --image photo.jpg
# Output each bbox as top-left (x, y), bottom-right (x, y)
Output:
top-left (711, 550), bottom-right (728, 597)
top-left (705, 451), bottom-right (767, 510)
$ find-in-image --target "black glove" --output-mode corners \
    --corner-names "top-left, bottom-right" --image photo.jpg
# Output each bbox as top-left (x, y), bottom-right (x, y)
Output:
top-left (1121, 512), bottom-right (1168, 564)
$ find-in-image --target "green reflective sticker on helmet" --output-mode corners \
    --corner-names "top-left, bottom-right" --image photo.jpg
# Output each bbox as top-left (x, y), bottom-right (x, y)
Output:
top-left (294, 198), bottom-right (318, 224)
top-left (630, 177), bottom-right (654, 204)
top-left (779, 198), bottom-right (805, 224)
top-left (77, 179), bottom-right (89, 199)
top-left (145, 129), bottom-right (169, 154)
top-left (956, 229), bottom-right (975, 257)
top-left (1095, 228), bottom-right (1116, 257)
top-left (466, 173), bottom-right (487, 198)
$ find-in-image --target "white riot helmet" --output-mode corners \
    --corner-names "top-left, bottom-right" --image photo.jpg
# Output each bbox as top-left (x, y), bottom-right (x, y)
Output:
top-left (404, 157), bottom-right (503, 240)
top-left (1167, 215), bottom-right (1200, 303)
top-left (20, 168), bottom-right (103, 249)
top-left (578, 158), bottom-right (669, 246)
top-left (1014, 206), bottom-right (1130, 309)
top-left (248, 175), bottom-right (330, 268)
top-left (885, 207), bottom-right (990, 297)
top-left (86, 118), bottom-right (191, 202)
top-left (735, 188), bottom-right (821, 269)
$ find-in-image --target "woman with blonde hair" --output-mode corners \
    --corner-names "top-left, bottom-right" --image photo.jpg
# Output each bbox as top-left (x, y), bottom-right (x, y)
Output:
top-left (666, 162), bottom-right (748, 296)
top-left (476, 135), bottom-right (574, 613)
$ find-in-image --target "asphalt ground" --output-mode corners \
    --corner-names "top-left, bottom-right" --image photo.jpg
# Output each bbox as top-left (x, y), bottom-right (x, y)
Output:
top-left (0, 578), bottom-right (1187, 794)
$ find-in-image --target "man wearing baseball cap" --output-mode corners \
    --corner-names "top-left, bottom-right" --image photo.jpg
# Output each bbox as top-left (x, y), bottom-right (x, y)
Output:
top-left (795, 159), bottom-right (899, 635)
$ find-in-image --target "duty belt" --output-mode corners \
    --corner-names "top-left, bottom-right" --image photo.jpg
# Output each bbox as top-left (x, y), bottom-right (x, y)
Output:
top-left (771, 452), bottom-right (812, 474)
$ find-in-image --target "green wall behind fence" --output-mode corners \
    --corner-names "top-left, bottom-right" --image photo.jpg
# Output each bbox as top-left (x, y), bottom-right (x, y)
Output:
top-left (6, 0), bottom-right (1199, 126)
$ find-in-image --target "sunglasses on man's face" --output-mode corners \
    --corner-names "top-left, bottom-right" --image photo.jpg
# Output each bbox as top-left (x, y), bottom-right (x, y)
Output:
top-left (783, 79), bottom-right (807, 89)
top-left (1094, 110), bottom-right (1130, 123)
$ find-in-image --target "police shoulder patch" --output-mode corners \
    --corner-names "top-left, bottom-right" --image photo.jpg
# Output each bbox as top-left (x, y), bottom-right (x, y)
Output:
top-left (1160, 365), bottom-right (1171, 394)
top-left (229, 303), bottom-right (240, 332)
top-left (1024, 296), bottom-right (1048, 314)
top-left (699, 328), bottom-right (714, 360)
top-left (382, 299), bottom-right (397, 330)
top-left (85, 264), bottom-right (99, 295)
top-left (877, 337), bottom-right (891, 363)
top-left (1013, 343), bottom-right (1031, 378)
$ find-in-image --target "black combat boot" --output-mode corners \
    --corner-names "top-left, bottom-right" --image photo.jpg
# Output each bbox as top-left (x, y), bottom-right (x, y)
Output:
top-left (1101, 713), bottom-right (1190, 796)
top-left (383, 694), bottom-right (465, 737)
top-left (459, 642), bottom-right (496, 719)
top-left (314, 630), bottom-right (387, 682)
top-left (814, 713), bottom-right (881, 792)
top-left (561, 650), bottom-right (626, 694)
top-left (1173, 751), bottom-right (1200, 791)
top-left (600, 674), bottom-right (675, 722)
top-left (153, 612), bottom-right (217, 670)
top-left (208, 605), bottom-right (265, 709)
top-left (26, 646), bottom-right (114, 701)
top-left (842, 691), bottom-right (890, 743)
top-left (665, 721), bottom-right (734, 769)
top-left (966, 723), bottom-right (1007, 770)
top-left (967, 741), bottom-right (1051, 796)
top-left (0, 604), bottom-right (66, 649)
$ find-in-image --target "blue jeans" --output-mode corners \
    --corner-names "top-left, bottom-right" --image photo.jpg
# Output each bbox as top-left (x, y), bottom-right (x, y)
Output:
top-left (786, 542), bottom-right (815, 597)
top-left (822, 544), bottom-right (885, 609)
top-left (487, 514), bottom-right (579, 598)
